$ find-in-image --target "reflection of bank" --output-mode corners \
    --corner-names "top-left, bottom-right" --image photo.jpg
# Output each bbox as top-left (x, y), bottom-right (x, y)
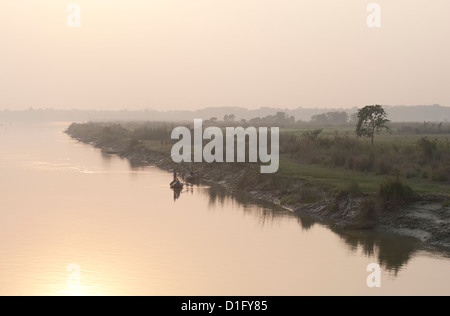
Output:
top-left (336, 230), bottom-right (422, 275)
top-left (202, 183), bottom-right (436, 276)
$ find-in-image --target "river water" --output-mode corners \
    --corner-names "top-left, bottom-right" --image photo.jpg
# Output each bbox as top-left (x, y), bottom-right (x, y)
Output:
top-left (1, 122), bottom-right (450, 296)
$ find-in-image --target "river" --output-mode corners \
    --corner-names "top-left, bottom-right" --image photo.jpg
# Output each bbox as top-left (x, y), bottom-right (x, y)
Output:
top-left (1, 122), bottom-right (450, 296)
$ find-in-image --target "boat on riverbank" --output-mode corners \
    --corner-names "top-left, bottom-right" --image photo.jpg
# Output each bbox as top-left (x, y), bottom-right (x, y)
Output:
top-left (170, 180), bottom-right (184, 190)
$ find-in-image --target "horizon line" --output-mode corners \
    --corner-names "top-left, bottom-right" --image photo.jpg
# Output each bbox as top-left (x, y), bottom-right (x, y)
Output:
top-left (0, 104), bottom-right (447, 113)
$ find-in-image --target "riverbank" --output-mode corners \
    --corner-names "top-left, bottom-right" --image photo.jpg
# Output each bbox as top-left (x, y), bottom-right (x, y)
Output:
top-left (66, 124), bottom-right (450, 250)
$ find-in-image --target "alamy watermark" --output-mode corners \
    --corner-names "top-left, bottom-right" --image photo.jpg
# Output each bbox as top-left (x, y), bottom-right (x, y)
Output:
top-left (67, 263), bottom-right (81, 288)
top-left (67, 3), bottom-right (81, 28)
top-left (171, 119), bottom-right (279, 174)
top-left (367, 3), bottom-right (381, 28)
top-left (366, 263), bottom-right (381, 288)
top-left (64, 3), bottom-right (380, 29)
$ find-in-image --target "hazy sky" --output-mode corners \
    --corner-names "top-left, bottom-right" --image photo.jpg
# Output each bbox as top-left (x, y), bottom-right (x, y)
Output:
top-left (1, 0), bottom-right (449, 111)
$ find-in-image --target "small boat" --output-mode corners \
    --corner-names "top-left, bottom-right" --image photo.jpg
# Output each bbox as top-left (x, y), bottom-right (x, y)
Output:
top-left (170, 180), bottom-right (184, 190)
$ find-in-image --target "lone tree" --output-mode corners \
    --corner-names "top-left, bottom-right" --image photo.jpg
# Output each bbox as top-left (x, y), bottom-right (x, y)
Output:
top-left (356, 105), bottom-right (390, 146)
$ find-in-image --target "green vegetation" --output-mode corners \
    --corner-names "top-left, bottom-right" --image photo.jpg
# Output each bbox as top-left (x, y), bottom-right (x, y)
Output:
top-left (356, 105), bottom-right (390, 146)
top-left (279, 126), bottom-right (450, 194)
top-left (67, 122), bottom-right (172, 147)
top-left (67, 107), bottom-right (450, 202)
top-left (378, 177), bottom-right (414, 209)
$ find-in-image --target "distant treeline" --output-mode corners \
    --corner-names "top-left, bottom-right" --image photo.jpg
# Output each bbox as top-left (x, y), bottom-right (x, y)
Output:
top-left (3, 104), bottom-right (450, 122)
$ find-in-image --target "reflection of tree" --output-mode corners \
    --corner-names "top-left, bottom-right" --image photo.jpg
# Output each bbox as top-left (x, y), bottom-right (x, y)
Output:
top-left (128, 160), bottom-right (147, 170)
top-left (206, 185), bottom-right (228, 207)
top-left (296, 216), bottom-right (316, 231)
top-left (101, 152), bottom-right (112, 163)
top-left (377, 237), bottom-right (418, 274)
top-left (336, 230), bottom-right (420, 275)
top-left (201, 182), bottom-right (445, 277)
top-left (203, 185), bottom-right (294, 227)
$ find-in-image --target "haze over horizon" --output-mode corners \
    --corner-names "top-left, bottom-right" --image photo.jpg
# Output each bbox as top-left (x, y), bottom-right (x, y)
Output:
top-left (1, 0), bottom-right (449, 111)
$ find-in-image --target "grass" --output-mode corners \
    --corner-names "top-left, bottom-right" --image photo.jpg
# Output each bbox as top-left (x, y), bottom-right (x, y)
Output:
top-left (279, 157), bottom-right (450, 195)
top-left (282, 126), bottom-right (450, 146)
top-left (279, 158), bottom-right (384, 193)
top-left (375, 133), bottom-right (449, 146)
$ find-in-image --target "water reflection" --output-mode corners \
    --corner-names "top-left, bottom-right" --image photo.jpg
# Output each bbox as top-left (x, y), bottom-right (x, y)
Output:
top-left (202, 184), bottom-right (295, 227)
top-left (101, 152), bottom-right (112, 166)
top-left (3, 123), bottom-right (450, 295)
top-left (296, 216), bottom-right (317, 231)
top-left (335, 230), bottom-right (419, 274)
top-left (128, 159), bottom-right (148, 170)
top-left (196, 182), bottom-right (447, 275)
top-left (173, 189), bottom-right (181, 201)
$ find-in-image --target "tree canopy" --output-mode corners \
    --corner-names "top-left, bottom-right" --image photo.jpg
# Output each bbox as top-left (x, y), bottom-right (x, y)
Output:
top-left (356, 105), bottom-right (390, 146)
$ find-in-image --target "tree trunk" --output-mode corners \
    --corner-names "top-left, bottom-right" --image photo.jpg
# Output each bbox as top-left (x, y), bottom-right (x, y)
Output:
top-left (371, 126), bottom-right (376, 147)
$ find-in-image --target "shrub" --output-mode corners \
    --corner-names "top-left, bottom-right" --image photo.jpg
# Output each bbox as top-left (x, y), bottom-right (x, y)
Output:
top-left (375, 157), bottom-right (391, 175)
top-left (431, 172), bottom-right (448, 182)
top-left (129, 137), bottom-right (140, 148)
top-left (298, 183), bottom-right (324, 203)
top-left (302, 129), bottom-right (323, 142)
top-left (333, 134), bottom-right (358, 150)
top-left (378, 177), bottom-right (414, 209)
top-left (355, 155), bottom-right (374, 172)
top-left (345, 156), bottom-right (355, 169)
top-left (309, 156), bottom-right (323, 164)
top-left (401, 165), bottom-right (419, 179)
top-left (417, 137), bottom-right (438, 160)
top-left (338, 181), bottom-right (362, 197)
top-left (331, 150), bottom-right (347, 167)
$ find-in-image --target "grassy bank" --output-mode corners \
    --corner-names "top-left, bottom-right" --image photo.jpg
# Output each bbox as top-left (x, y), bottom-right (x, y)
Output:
top-left (66, 121), bottom-right (450, 193)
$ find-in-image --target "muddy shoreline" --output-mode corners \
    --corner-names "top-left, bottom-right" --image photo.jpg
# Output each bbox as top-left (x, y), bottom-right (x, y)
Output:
top-left (67, 132), bottom-right (450, 250)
